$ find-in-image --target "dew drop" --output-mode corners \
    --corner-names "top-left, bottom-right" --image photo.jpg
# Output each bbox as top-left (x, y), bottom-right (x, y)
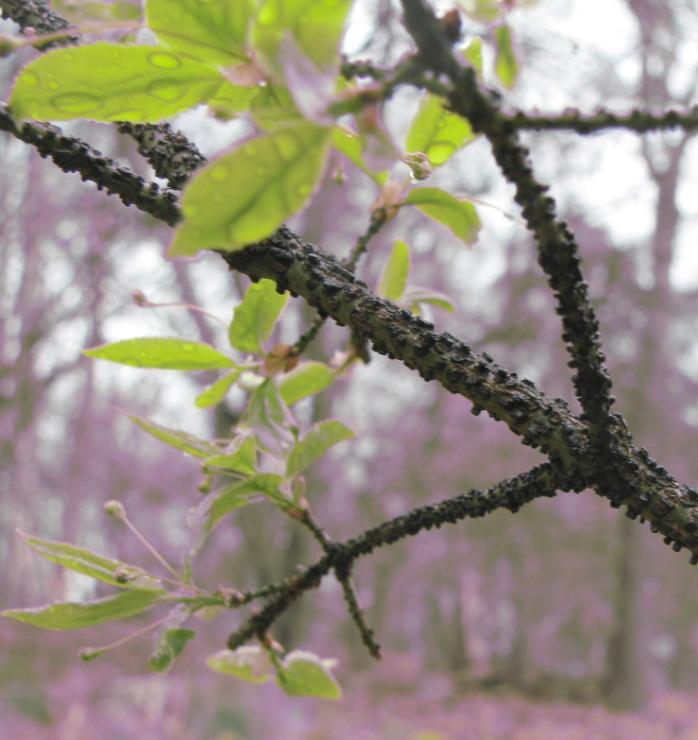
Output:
top-left (52, 92), bottom-right (102, 114)
top-left (275, 131), bottom-right (300, 161)
top-left (48, 81), bottom-right (59, 90)
top-left (147, 79), bottom-right (185, 102)
top-left (148, 52), bottom-right (182, 69)
top-left (22, 71), bottom-right (40, 87)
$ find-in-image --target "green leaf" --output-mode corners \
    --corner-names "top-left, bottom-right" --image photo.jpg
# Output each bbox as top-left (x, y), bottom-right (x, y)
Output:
top-left (205, 473), bottom-right (287, 530)
top-left (495, 24), bottom-right (519, 89)
top-left (377, 240), bottom-right (410, 302)
top-left (287, 420), bottom-right (354, 477)
top-left (147, 0), bottom-right (254, 65)
top-left (279, 362), bottom-right (334, 406)
top-left (332, 127), bottom-right (388, 185)
top-left (18, 532), bottom-right (161, 591)
top-left (404, 187), bottom-right (481, 244)
top-left (229, 279), bottom-right (289, 354)
top-left (2, 589), bottom-right (164, 630)
top-left (170, 122), bottom-right (331, 256)
top-left (129, 415), bottom-right (221, 458)
top-left (404, 287), bottom-right (455, 314)
top-left (195, 370), bottom-right (242, 409)
top-left (252, 0), bottom-right (352, 80)
top-left (242, 380), bottom-right (295, 441)
top-left (406, 94), bottom-right (475, 168)
top-left (148, 606), bottom-right (195, 672)
top-left (10, 43), bottom-right (223, 123)
top-left (207, 646), bottom-right (273, 684)
top-left (208, 80), bottom-right (260, 118)
top-left (276, 650), bottom-right (341, 699)
top-left (149, 628), bottom-right (195, 672)
top-left (461, 37), bottom-right (483, 75)
top-left (204, 435), bottom-right (258, 476)
top-left (460, 0), bottom-right (505, 22)
top-left (84, 338), bottom-right (235, 371)
top-left (250, 84), bottom-right (303, 130)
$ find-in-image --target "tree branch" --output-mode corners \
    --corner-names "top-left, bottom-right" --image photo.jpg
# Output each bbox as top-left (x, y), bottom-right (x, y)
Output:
top-left (227, 462), bottom-right (561, 649)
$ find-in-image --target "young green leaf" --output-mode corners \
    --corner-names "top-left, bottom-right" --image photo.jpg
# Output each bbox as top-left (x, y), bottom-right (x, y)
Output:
top-left (251, 0), bottom-right (352, 81)
top-left (332, 127), bottom-right (388, 185)
top-left (18, 532), bottom-right (161, 591)
top-left (195, 370), bottom-right (242, 409)
top-left (2, 589), bottom-right (164, 630)
top-left (287, 420), bottom-right (354, 477)
top-left (460, 0), bottom-right (505, 22)
top-left (205, 473), bottom-right (287, 530)
top-left (84, 338), bottom-right (235, 371)
top-left (169, 122), bottom-right (331, 256)
top-left (208, 80), bottom-right (260, 118)
top-left (404, 287), bottom-right (455, 314)
top-left (495, 24), bottom-right (519, 89)
top-left (461, 36), bottom-right (483, 75)
top-left (204, 435), bottom-right (258, 476)
top-left (276, 650), bottom-right (342, 699)
top-left (149, 628), bottom-right (196, 672)
top-left (377, 240), bottom-right (411, 302)
top-left (147, 0), bottom-right (254, 66)
top-left (128, 415), bottom-right (221, 458)
top-left (406, 94), bottom-right (475, 167)
top-left (10, 43), bottom-right (223, 123)
top-left (242, 380), bottom-right (296, 442)
top-left (404, 187), bottom-right (481, 245)
top-left (249, 84), bottom-right (303, 130)
top-left (206, 646), bottom-right (274, 684)
top-left (229, 279), bottom-right (289, 355)
top-left (279, 362), bottom-right (335, 406)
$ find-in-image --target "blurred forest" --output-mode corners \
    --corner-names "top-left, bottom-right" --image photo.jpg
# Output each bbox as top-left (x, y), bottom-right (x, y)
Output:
top-left (2, 0), bottom-right (698, 737)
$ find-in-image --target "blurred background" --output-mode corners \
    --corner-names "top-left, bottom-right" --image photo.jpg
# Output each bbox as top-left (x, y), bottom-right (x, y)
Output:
top-left (2, 0), bottom-right (698, 736)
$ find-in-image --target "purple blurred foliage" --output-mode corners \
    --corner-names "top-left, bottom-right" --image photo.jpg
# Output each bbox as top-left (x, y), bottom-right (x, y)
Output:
top-left (2, 0), bottom-right (698, 735)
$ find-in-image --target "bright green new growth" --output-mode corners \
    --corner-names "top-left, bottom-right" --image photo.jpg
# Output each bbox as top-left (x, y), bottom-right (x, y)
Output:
top-left (404, 187), bottom-right (482, 244)
top-left (18, 532), bottom-right (161, 591)
top-left (147, 0), bottom-right (254, 66)
top-left (495, 24), bottom-right (519, 89)
top-left (128, 415), bottom-right (222, 459)
top-left (170, 123), bottom-right (332, 256)
top-left (1, 589), bottom-right (164, 630)
top-left (287, 420), bottom-right (354, 477)
top-left (279, 362), bottom-right (335, 406)
top-left (10, 44), bottom-right (225, 123)
top-left (406, 94), bottom-right (476, 167)
top-left (195, 370), bottom-right (242, 409)
top-left (229, 279), bottom-right (290, 354)
top-left (378, 240), bottom-right (411, 302)
top-left (252, 0), bottom-right (353, 80)
top-left (276, 651), bottom-right (342, 699)
top-left (84, 337), bottom-right (236, 370)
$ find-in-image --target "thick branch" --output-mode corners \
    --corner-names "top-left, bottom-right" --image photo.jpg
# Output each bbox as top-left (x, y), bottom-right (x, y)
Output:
top-left (0, 104), bottom-right (180, 224)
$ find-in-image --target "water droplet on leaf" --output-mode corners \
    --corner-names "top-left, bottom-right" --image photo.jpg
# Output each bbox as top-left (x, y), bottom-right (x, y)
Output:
top-left (148, 52), bottom-right (182, 69)
top-left (52, 92), bottom-right (102, 114)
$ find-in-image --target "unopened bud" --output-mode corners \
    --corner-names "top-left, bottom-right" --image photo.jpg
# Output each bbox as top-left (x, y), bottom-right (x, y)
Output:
top-left (78, 647), bottom-right (104, 662)
top-left (104, 500), bottom-right (127, 521)
top-left (403, 152), bottom-right (433, 181)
